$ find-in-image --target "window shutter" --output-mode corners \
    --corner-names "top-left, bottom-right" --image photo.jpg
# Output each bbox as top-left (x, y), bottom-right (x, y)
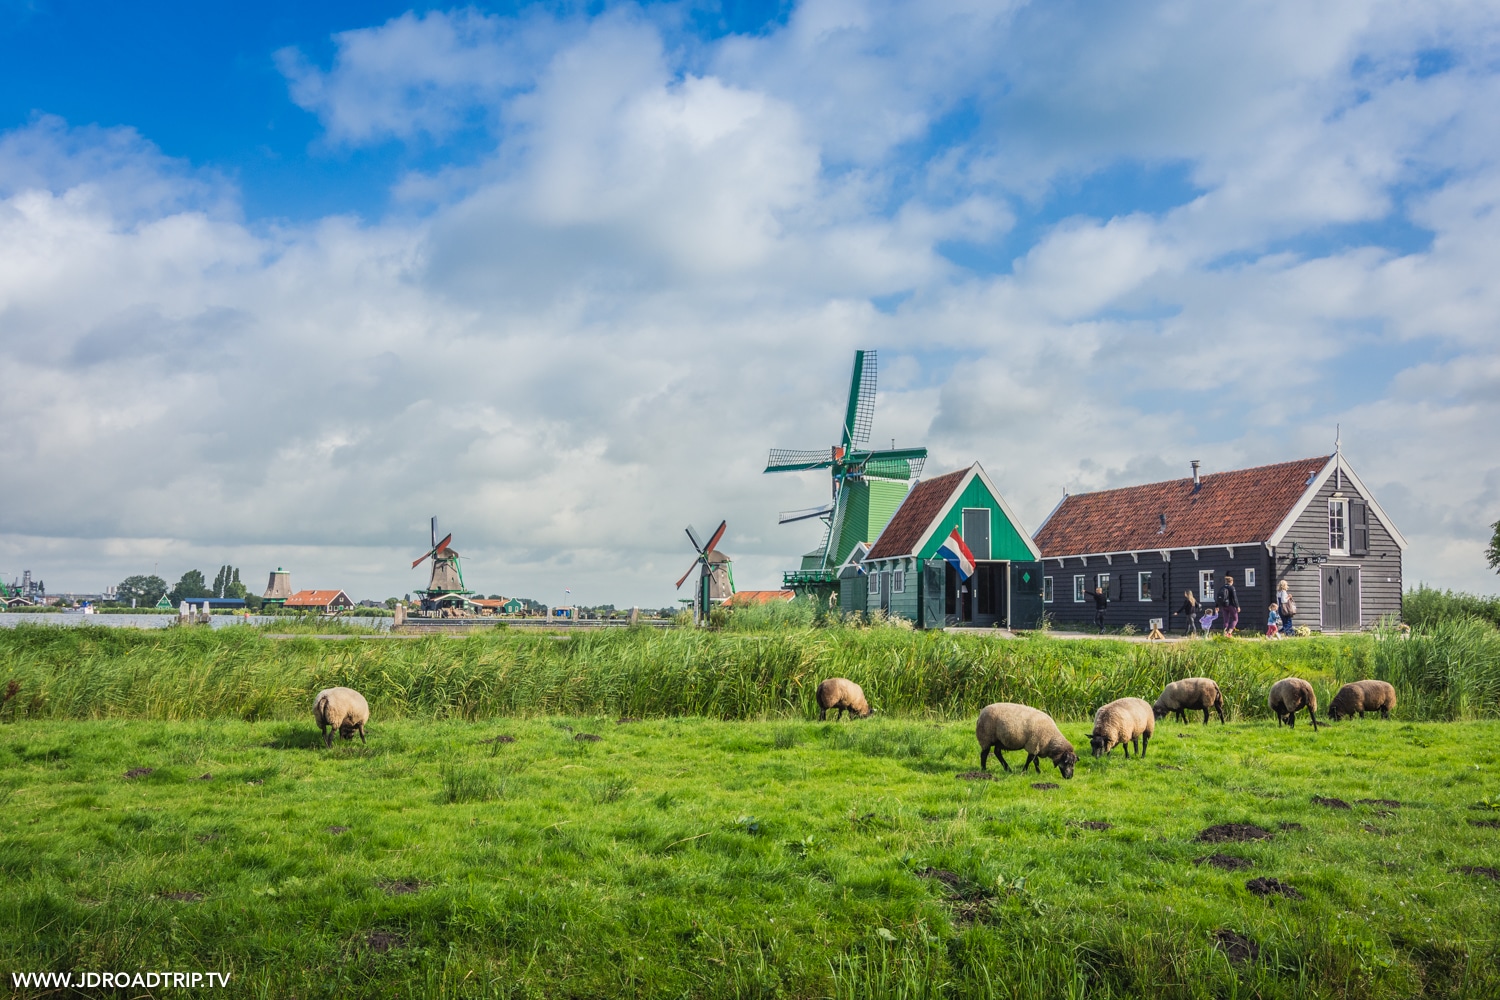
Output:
top-left (1351, 502), bottom-right (1369, 556)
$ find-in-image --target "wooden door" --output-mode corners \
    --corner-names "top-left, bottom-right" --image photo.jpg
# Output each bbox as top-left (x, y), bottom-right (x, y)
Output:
top-left (1010, 562), bottom-right (1043, 629)
top-left (921, 560), bottom-right (945, 629)
top-left (1322, 566), bottom-right (1341, 630)
top-left (1338, 566), bottom-right (1361, 629)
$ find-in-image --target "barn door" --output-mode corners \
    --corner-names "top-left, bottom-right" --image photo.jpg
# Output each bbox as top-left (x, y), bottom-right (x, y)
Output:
top-left (1338, 566), bottom-right (1361, 629)
top-left (1010, 561), bottom-right (1044, 629)
top-left (1322, 566), bottom-right (1341, 630)
top-left (921, 560), bottom-right (945, 629)
top-left (879, 572), bottom-right (892, 612)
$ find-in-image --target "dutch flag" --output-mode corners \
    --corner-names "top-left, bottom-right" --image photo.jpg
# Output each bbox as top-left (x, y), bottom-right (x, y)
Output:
top-left (937, 528), bottom-right (976, 581)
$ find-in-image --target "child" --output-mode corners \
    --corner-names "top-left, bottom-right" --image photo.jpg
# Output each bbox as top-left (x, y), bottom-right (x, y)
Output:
top-left (1266, 603), bottom-right (1282, 639)
top-left (1198, 610), bottom-right (1217, 634)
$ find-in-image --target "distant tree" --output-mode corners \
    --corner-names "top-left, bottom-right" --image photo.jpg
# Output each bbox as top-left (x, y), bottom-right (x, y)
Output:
top-left (168, 570), bottom-right (211, 604)
top-left (211, 565), bottom-right (248, 599)
top-left (116, 575), bottom-right (168, 608)
top-left (385, 598), bottom-right (399, 609)
top-left (1488, 519), bottom-right (1500, 574)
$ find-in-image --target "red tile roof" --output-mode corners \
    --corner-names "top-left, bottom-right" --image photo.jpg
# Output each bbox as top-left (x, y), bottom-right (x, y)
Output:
top-left (723, 590), bottom-right (795, 607)
top-left (1034, 457), bottom-right (1330, 556)
top-left (867, 468), bottom-right (969, 559)
top-left (284, 589), bottom-right (351, 607)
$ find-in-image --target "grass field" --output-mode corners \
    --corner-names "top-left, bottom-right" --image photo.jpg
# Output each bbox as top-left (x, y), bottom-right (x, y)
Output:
top-left (4, 713), bottom-right (1499, 999)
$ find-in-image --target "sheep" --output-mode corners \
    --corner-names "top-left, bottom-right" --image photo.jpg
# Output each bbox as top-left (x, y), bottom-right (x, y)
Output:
top-left (1328, 679), bottom-right (1397, 721)
top-left (816, 678), bottom-right (872, 721)
top-left (313, 687), bottom-right (369, 747)
top-left (1267, 677), bottom-right (1320, 730)
top-left (976, 703), bottom-right (1078, 779)
top-left (1152, 677), bottom-right (1226, 725)
top-left (1089, 697), bottom-right (1156, 758)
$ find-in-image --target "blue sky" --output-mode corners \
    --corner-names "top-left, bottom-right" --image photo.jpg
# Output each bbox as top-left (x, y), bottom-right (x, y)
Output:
top-left (1, 0), bottom-right (1497, 603)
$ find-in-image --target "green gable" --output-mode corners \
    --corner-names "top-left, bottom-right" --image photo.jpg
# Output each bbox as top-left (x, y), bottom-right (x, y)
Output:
top-left (914, 474), bottom-right (1035, 562)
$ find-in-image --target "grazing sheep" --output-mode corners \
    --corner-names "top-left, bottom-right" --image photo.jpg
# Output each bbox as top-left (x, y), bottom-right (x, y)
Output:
top-left (1268, 678), bottom-right (1320, 730)
top-left (1329, 679), bottom-right (1397, 721)
top-left (1152, 677), bottom-right (1226, 725)
top-left (1090, 697), bottom-right (1156, 758)
top-left (816, 678), bottom-right (872, 721)
top-left (313, 687), bottom-right (369, 747)
top-left (976, 703), bottom-right (1078, 779)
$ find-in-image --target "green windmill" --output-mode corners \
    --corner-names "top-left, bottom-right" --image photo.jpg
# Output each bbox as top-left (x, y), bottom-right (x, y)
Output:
top-left (765, 350), bottom-right (926, 598)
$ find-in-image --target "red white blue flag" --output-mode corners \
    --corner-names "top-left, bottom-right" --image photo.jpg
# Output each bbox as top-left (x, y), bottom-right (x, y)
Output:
top-left (938, 528), bottom-right (976, 580)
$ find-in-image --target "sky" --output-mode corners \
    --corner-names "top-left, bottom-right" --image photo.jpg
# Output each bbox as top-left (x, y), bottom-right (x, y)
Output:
top-left (2, 0), bottom-right (1498, 606)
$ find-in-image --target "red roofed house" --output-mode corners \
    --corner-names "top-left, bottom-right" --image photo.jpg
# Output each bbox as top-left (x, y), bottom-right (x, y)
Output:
top-left (283, 590), bottom-right (355, 613)
top-left (851, 462), bottom-right (1043, 629)
top-left (723, 590), bottom-right (795, 608)
top-left (1032, 451), bottom-right (1406, 633)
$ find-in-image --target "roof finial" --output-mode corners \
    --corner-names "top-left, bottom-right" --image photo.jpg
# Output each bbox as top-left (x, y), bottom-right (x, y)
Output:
top-left (1335, 423), bottom-right (1341, 456)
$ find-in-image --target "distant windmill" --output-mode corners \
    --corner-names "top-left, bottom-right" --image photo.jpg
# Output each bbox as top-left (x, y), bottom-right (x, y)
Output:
top-left (765, 350), bottom-right (926, 594)
top-left (412, 517), bottom-right (472, 611)
top-left (676, 520), bottom-right (734, 624)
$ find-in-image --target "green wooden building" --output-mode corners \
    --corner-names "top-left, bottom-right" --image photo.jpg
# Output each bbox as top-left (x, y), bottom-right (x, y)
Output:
top-left (842, 462), bottom-right (1044, 629)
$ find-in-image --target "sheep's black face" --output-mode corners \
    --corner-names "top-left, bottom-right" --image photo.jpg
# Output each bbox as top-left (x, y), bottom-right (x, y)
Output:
top-left (338, 722), bottom-right (357, 740)
top-left (1151, 704), bottom-right (1167, 721)
top-left (1055, 752), bottom-right (1077, 779)
top-left (1088, 733), bottom-right (1108, 757)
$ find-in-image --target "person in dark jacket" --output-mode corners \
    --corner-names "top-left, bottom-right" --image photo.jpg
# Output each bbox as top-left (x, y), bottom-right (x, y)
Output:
top-left (1092, 586), bottom-right (1109, 633)
top-left (1175, 590), bottom-right (1198, 636)
top-left (1216, 575), bottom-right (1240, 637)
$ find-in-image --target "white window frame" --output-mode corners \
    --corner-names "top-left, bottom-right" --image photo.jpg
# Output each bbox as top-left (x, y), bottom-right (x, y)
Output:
top-left (1328, 499), bottom-right (1348, 556)
top-left (1096, 573), bottom-right (1111, 597)
top-left (1199, 569), bottom-right (1215, 602)
top-left (1073, 575), bottom-right (1086, 602)
top-left (1043, 576), bottom-right (1054, 604)
top-left (867, 570), bottom-right (880, 597)
top-left (1138, 571), bottom-right (1153, 601)
top-left (1244, 567), bottom-right (1256, 588)
top-left (891, 569), bottom-right (905, 594)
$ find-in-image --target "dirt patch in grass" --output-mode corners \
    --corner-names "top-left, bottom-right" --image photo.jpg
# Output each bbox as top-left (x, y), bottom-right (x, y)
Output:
top-left (1469, 819), bottom-right (1500, 830)
top-left (362, 930), bottom-right (406, 953)
top-left (479, 735), bottom-right (516, 744)
top-left (194, 833), bottom-right (219, 843)
top-left (1198, 824), bottom-right (1272, 843)
top-left (245, 779), bottom-right (264, 786)
top-left (1068, 820), bottom-right (1112, 831)
top-left (1362, 824), bottom-right (1390, 836)
top-left (955, 771), bottom-right (993, 781)
top-left (1246, 877), bottom-right (1304, 900)
top-left (1312, 796), bottom-right (1351, 810)
top-left (616, 717), bottom-right (640, 725)
top-left (1356, 798), bottom-right (1402, 808)
top-left (1031, 782), bottom-right (1059, 790)
top-left (574, 733), bottom-right (602, 743)
top-left (160, 891), bottom-right (204, 902)
top-left (327, 826), bottom-right (349, 834)
top-left (1195, 854), bottom-right (1253, 871)
top-left (376, 879), bottom-right (426, 896)
top-left (1452, 865), bottom-right (1500, 881)
top-left (915, 867), bottom-right (996, 925)
top-left (1213, 929), bottom-right (1260, 964)
top-left (123, 768), bottom-right (154, 780)
top-left (196, 773), bottom-right (212, 781)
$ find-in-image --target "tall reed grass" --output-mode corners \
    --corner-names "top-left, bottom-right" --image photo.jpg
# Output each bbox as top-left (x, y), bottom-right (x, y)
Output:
top-left (0, 623), bottom-right (1401, 723)
top-left (1360, 616), bottom-right (1500, 720)
top-left (1403, 584), bottom-right (1500, 630)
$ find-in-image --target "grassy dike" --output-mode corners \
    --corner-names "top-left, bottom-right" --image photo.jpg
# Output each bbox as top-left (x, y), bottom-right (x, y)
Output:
top-left (2, 715), bottom-right (1499, 998)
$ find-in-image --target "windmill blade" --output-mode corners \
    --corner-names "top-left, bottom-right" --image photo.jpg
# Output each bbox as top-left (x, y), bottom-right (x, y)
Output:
top-left (703, 520), bottom-right (727, 556)
top-left (778, 502), bottom-right (835, 524)
top-left (676, 558), bottom-right (704, 589)
top-left (685, 525), bottom-right (705, 554)
top-left (433, 533), bottom-right (453, 556)
top-left (431, 516), bottom-right (438, 548)
top-left (841, 349), bottom-right (877, 450)
top-left (765, 448), bottom-right (834, 473)
top-left (859, 448), bottom-right (928, 480)
top-left (412, 551), bottom-right (432, 569)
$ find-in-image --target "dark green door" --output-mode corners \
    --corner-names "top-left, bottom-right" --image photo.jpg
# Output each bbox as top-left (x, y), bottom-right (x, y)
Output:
top-left (1010, 562), bottom-right (1044, 629)
top-left (921, 560), bottom-right (945, 629)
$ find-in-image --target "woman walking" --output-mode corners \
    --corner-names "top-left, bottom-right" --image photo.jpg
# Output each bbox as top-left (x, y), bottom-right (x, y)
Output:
top-left (1276, 580), bottom-right (1296, 635)
top-left (1217, 574), bottom-right (1240, 637)
top-left (1175, 590), bottom-right (1199, 637)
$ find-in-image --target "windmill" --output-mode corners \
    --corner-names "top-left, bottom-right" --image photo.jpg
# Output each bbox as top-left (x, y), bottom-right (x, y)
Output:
top-left (764, 350), bottom-right (926, 595)
top-left (676, 520), bottom-right (734, 624)
top-left (411, 517), bottom-right (473, 612)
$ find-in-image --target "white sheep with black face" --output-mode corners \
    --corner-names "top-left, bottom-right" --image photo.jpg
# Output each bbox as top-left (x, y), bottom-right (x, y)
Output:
top-left (816, 678), bottom-right (872, 721)
top-left (1329, 679), bottom-right (1397, 721)
top-left (1152, 677), bottom-right (1226, 725)
top-left (1089, 697), bottom-right (1155, 759)
top-left (313, 687), bottom-right (369, 747)
top-left (975, 703), bottom-right (1077, 779)
top-left (1268, 677), bottom-right (1320, 730)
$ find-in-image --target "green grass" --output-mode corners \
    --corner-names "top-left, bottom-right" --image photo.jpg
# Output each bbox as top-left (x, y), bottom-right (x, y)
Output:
top-left (2, 715), bottom-right (1499, 998)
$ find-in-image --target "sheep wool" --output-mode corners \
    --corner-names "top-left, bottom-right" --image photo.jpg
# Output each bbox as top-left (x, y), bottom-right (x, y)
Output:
top-left (1152, 677), bottom-right (1226, 725)
top-left (314, 687), bottom-right (370, 747)
top-left (1268, 678), bottom-right (1320, 730)
top-left (1329, 679), bottom-right (1397, 721)
top-left (1090, 697), bottom-right (1156, 758)
top-left (816, 678), bottom-right (872, 721)
top-left (975, 703), bottom-right (1078, 779)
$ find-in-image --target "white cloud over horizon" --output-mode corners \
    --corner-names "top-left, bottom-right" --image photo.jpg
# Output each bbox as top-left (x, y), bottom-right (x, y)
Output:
top-left (2, 0), bottom-right (1498, 604)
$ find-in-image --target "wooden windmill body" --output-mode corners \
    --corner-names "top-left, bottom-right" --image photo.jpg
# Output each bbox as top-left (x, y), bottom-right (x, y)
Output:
top-left (411, 518), bottom-right (475, 615)
top-left (676, 521), bottom-right (735, 624)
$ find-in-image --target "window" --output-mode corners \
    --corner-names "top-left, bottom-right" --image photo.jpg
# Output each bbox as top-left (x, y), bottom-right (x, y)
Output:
top-left (1199, 569), bottom-right (1215, 602)
top-left (892, 569), bottom-right (905, 594)
top-left (1096, 573), bottom-right (1111, 597)
top-left (1329, 499), bottom-right (1348, 555)
top-left (1043, 576), bottom-right (1054, 603)
top-left (1138, 571), bottom-right (1153, 601)
top-left (867, 571), bottom-right (880, 597)
top-left (1073, 575), bottom-right (1086, 602)
top-left (1244, 568), bottom-right (1256, 588)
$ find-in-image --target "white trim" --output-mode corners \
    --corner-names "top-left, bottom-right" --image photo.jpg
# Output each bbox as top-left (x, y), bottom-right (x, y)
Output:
top-left (1073, 575), bottom-right (1086, 602)
top-left (1130, 552), bottom-right (1139, 563)
top-left (1225, 546), bottom-right (1235, 559)
top-left (1137, 570), bottom-right (1153, 601)
top-left (1191, 548), bottom-right (1200, 560)
top-left (1158, 550), bottom-right (1172, 562)
top-left (1104, 554), bottom-right (1113, 565)
top-left (1043, 576), bottom-right (1054, 603)
top-left (1266, 454), bottom-right (1408, 551)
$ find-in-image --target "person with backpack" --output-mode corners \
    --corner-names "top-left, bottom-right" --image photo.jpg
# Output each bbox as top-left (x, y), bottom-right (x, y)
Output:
top-left (1276, 580), bottom-right (1296, 635)
top-left (1216, 574), bottom-right (1240, 637)
top-left (1092, 585), bottom-right (1109, 634)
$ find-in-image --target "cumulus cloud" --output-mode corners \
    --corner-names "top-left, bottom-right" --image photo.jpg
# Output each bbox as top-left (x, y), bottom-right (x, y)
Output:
top-left (3, 0), bottom-right (1500, 602)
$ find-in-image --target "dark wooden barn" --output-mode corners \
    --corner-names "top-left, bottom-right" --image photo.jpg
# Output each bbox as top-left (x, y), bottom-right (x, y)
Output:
top-left (1032, 452), bottom-right (1405, 633)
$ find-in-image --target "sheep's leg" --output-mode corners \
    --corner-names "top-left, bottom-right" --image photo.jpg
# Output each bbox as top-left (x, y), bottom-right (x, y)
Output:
top-left (1121, 740), bottom-right (1130, 759)
top-left (1025, 753), bottom-right (1040, 773)
top-left (1306, 707), bottom-right (1319, 731)
top-left (981, 745), bottom-right (990, 771)
top-left (1176, 709), bottom-right (1187, 724)
top-left (1201, 706), bottom-right (1210, 724)
top-left (1215, 703), bottom-right (1226, 725)
top-left (323, 724), bottom-right (332, 748)
top-left (358, 724), bottom-right (366, 745)
top-left (1140, 732), bottom-right (1149, 757)
top-left (1380, 707), bottom-right (1390, 719)
top-left (818, 706), bottom-right (827, 721)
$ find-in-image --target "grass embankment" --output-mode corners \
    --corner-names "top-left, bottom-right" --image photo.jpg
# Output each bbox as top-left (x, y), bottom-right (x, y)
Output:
top-left (9, 622), bottom-right (1495, 724)
top-left (2, 715), bottom-right (1499, 998)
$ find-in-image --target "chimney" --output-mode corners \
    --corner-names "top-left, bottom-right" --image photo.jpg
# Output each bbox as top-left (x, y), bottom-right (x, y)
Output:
top-left (1158, 513), bottom-right (1167, 534)
top-left (1190, 460), bottom-right (1201, 492)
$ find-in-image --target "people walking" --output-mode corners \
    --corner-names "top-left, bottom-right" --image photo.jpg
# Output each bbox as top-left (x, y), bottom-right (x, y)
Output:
top-left (1267, 602), bottom-right (1283, 638)
top-left (1092, 585), bottom-right (1109, 634)
top-left (1216, 574), bottom-right (1240, 637)
top-left (1276, 580), bottom-right (1296, 635)
top-left (1175, 590), bottom-right (1199, 636)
